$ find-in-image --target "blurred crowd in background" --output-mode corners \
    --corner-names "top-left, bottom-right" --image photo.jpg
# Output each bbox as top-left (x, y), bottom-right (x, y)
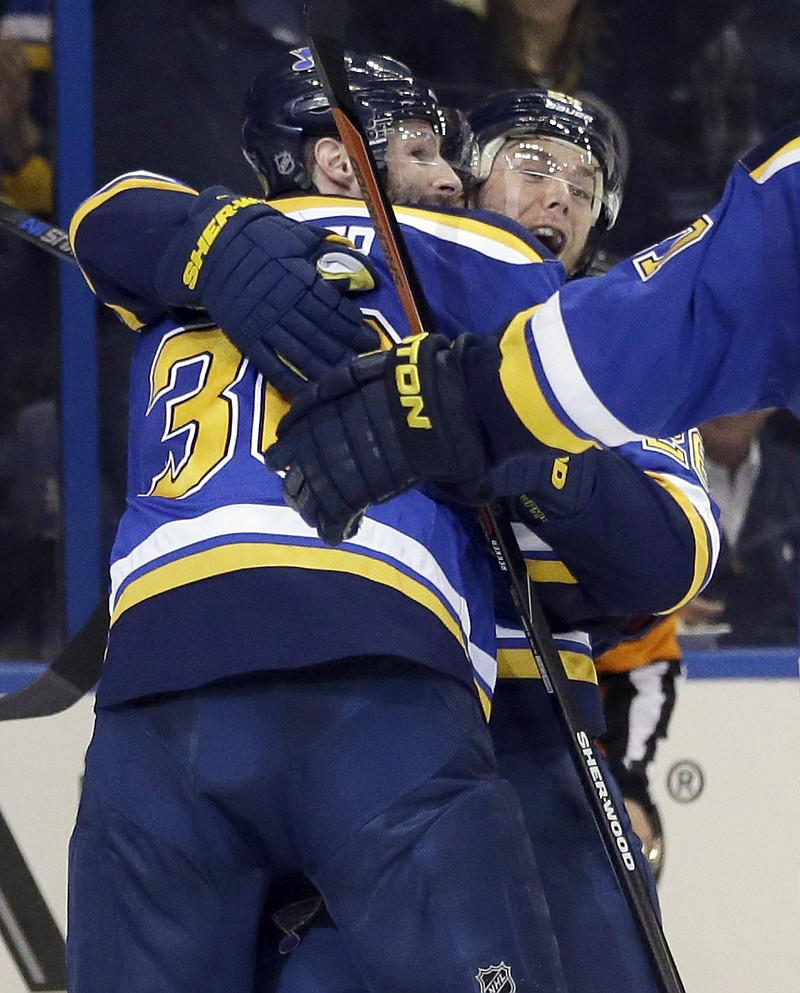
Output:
top-left (3, 0), bottom-right (800, 658)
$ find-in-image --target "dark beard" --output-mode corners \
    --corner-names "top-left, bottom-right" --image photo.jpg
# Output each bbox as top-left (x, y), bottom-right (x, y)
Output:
top-left (389, 187), bottom-right (464, 208)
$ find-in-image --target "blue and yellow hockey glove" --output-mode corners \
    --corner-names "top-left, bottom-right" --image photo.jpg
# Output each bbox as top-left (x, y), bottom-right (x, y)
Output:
top-left (265, 332), bottom-right (512, 545)
top-left (154, 186), bottom-right (379, 397)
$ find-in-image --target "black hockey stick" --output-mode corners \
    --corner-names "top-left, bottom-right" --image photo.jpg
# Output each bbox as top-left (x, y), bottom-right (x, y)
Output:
top-left (0, 604), bottom-right (108, 721)
top-left (304, 6), bottom-right (685, 991)
top-left (0, 806), bottom-right (67, 990)
top-left (0, 201), bottom-right (108, 719)
top-left (0, 198), bottom-right (74, 261)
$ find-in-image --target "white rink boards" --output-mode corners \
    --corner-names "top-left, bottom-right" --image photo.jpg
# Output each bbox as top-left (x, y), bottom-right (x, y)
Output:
top-left (0, 695), bottom-right (92, 993)
top-left (652, 671), bottom-right (800, 993)
top-left (0, 667), bottom-right (797, 992)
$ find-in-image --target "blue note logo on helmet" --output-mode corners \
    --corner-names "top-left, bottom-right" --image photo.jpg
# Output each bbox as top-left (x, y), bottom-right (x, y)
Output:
top-left (289, 46), bottom-right (315, 72)
top-left (468, 88), bottom-right (628, 233)
top-left (242, 46), bottom-right (451, 197)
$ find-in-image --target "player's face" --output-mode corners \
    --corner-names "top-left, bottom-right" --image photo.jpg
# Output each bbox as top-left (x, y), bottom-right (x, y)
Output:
top-left (473, 135), bottom-right (597, 273)
top-left (384, 120), bottom-right (464, 207)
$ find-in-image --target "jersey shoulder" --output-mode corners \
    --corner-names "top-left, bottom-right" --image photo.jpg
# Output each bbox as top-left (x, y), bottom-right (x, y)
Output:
top-left (70, 171), bottom-right (200, 329)
top-left (741, 122), bottom-right (800, 182)
top-left (272, 194), bottom-right (563, 268)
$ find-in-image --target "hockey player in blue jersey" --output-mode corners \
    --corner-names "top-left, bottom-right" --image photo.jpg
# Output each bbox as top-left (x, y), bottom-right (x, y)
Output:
top-left (266, 119), bottom-right (800, 543)
top-left (462, 89), bottom-right (712, 993)
top-left (261, 87), bottom-right (716, 993)
top-left (66, 52), bottom-right (575, 993)
top-left (67, 48), bottom-right (715, 991)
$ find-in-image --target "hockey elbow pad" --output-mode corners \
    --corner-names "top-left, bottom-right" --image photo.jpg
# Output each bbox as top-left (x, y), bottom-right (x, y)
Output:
top-left (154, 186), bottom-right (380, 397)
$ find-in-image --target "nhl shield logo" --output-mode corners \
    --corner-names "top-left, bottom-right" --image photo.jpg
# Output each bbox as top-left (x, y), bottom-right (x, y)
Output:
top-left (475, 962), bottom-right (516, 993)
top-left (274, 151), bottom-right (295, 176)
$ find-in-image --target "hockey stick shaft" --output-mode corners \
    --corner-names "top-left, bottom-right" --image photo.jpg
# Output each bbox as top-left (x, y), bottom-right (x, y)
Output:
top-left (0, 806), bottom-right (67, 990)
top-left (304, 6), bottom-right (684, 991)
top-left (478, 506), bottom-right (684, 993)
top-left (0, 199), bottom-right (75, 262)
top-left (0, 604), bottom-right (108, 721)
top-left (0, 200), bottom-right (108, 719)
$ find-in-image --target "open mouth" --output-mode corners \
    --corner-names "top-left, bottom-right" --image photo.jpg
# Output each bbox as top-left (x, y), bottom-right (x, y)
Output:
top-left (532, 226), bottom-right (566, 256)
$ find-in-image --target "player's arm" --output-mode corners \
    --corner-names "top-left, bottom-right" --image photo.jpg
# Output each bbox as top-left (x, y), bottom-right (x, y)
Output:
top-left (68, 172), bottom-right (203, 327)
top-left (498, 121), bottom-right (800, 444)
top-left (69, 172), bottom-right (379, 396)
top-left (266, 123), bottom-right (800, 542)
top-left (499, 427), bottom-right (718, 618)
top-left (499, 454), bottom-right (715, 622)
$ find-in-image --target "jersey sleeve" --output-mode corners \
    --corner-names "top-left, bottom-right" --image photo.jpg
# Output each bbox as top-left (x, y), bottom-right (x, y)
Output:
top-left (68, 171), bottom-right (200, 329)
top-left (494, 122), bottom-right (800, 448)
top-left (499, 427), bottom-right (719, 633)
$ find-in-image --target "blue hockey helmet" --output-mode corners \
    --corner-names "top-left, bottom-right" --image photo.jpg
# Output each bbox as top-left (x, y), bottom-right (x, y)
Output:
top-left (242, 46), bottom-right (468, 197)
top-left (468, 88), bottom-right (628, 232)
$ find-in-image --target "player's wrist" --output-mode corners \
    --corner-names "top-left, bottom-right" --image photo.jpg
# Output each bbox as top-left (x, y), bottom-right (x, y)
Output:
top-left (154, 186), bottom-right (271, 307)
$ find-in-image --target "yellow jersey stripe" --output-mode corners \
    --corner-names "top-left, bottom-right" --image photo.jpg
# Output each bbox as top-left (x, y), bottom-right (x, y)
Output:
top-left (646, 471), bottom-right (712, 610)
top-left (107, 303), bottom-right (145, 331)
top-left (111, 539), bottom-right (467, 651)
top-left (497, 646), bottom-right (597, 684)
top-left (526, 559), bottom-right (578, 584)
top-left (499, 307), bottom-right (593, 454)
top-left (749, 137), bottom-right (800, 184)
top-left (111, 539), bottom-right (495, 718)
top-left (474, 680), bottom-right (491, 720)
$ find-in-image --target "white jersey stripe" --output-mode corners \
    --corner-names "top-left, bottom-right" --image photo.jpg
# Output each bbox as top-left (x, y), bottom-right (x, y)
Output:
top-left (283, 204), bottom-right (540, 265)
top-left (109, 503), bottom-right (495, 691)
top-left (751, 144), bottom-right (800, 184)
top-left (529, 294), bottom-right (644, 448)
top-left (510, 523), bottom-right (555, 554)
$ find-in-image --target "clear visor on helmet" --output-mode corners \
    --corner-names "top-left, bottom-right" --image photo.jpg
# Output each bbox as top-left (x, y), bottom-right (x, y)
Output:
top-left (435, 108), bottom-right (479, 182)
top-left (378, 118), bottom-right (465, 206)
top-left (492, 136), bottom-right (607, 223)
top-left (380, 110), bottom-right (474, 174)
top-left (383, 121), bottom-right (449, 165)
